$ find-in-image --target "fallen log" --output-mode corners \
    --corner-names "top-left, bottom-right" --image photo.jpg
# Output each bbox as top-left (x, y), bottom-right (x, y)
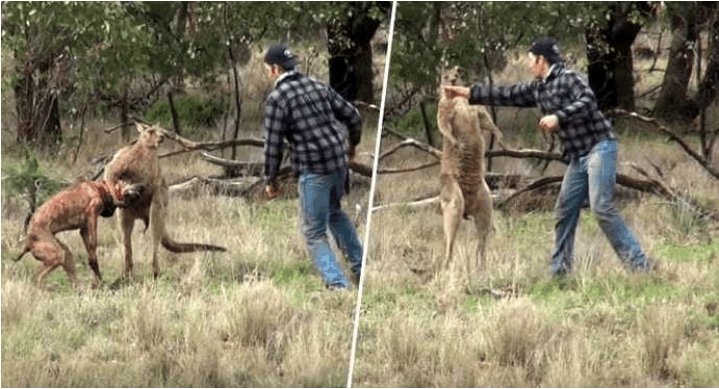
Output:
top-left (168, 166), bottom-right (295, 200)
top-left (200, 152), bottom-right (263, 177)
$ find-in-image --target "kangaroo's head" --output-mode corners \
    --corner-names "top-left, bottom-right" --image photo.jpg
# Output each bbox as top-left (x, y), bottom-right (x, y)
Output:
top-left (441, 66), bottom-right (465, 87)
top-left (135, 123), bottom-right (164, 149)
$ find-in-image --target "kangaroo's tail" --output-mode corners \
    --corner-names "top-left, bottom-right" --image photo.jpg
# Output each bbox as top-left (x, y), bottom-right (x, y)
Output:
top-left (161, 236), bottom-right (227, 253)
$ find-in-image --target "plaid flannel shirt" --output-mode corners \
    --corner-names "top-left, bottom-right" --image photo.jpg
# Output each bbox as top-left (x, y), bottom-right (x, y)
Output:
top-left (263, 70), bottom-right (362, 184)
top-left (468, 64), bottom-right (616, 161)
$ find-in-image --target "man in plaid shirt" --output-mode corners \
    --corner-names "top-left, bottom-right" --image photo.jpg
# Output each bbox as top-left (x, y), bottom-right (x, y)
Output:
top-left (444, 37), bottom-right (653, 276)
top-left (263, 44), bottom-right (363, 290)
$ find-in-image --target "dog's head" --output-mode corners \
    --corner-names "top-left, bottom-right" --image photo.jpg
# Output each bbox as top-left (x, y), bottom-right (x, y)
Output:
top-left (135, 123), bottom-right (164, 149)
top-left (122, 182), bottom-right (146, 205)
top-left (99, 181), bottom-right (147, 217)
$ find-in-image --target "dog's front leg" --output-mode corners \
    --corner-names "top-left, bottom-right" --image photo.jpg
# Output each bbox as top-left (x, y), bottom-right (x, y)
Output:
top-left (80, 217), bottom-right (102, 286)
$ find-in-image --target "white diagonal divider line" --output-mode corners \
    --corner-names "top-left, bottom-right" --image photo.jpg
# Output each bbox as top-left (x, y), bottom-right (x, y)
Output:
top-left (346, 1), bottom-right (397, 387)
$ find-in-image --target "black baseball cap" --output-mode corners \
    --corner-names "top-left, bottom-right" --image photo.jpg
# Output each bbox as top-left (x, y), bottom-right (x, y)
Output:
top-left (264, 44), bottom-right (297, 69)
top-left (528, 37), bottom-right (562, 65)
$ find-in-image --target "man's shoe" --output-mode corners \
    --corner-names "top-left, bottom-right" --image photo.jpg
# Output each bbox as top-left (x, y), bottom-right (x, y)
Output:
top-left (350, 271), bottom-right (361, 287)
top-left (648, 258), bottom-right (661, 271)
top-left (326, 283), bottom-right (350, 292)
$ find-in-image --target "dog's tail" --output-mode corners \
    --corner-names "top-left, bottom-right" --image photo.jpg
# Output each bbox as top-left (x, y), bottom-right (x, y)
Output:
top-left (14, 246), bottom-right (30, 262)
top-left (161, 236), bottom-right (227, 253)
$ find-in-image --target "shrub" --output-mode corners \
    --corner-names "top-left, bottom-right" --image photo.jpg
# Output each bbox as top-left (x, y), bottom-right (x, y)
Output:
top-left (142, 94), bottom-right (226, 133)
top-left (1, 148), bottom-right (66, 209)
top-left (386, 103), bottom-right (438, 138)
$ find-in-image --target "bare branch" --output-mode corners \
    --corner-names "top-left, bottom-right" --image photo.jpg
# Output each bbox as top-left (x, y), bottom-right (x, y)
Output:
top-left (496, 176), bottom-right (564, 208)
top-left (381, 135), bottom-right (564, 162)
top-left (372, 196), bottom-right (439, 213)
top-left (348, 160), bottom-right (374, 177)
top-left (486, 148), bottom-right (564, 161)
top-left (104, 122), bottom-right (134, 134)
top-left (607, 109), bottom-right (719, 179)
top-left (380, 138), bottom-right (442, 160)
top-left (378, 161), bottom-right (440, 174)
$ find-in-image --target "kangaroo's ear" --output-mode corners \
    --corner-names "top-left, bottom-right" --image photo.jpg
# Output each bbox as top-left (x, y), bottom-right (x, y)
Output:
top-left (135, 122), bottom-right (149, 133)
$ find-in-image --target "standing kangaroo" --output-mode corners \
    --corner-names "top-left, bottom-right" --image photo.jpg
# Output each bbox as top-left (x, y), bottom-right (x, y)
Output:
top-left (435, 66), bottom-right (503, 279)
top-left (104, 122), bottom-right (226, 279)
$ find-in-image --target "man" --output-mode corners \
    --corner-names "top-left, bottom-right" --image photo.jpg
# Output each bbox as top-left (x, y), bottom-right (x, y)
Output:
top-left (263, 44), bottom-right (364, 290)
top-left (444, 37), bottom-right (654, 276)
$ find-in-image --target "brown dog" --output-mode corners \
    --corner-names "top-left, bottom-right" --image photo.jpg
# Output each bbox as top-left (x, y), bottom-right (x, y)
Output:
top-left (14, 180), bottom-right (143, 287)
top-left (103, 122), bottom-right (226, 279)
top-left (435, 66), bottom-right (503, 279)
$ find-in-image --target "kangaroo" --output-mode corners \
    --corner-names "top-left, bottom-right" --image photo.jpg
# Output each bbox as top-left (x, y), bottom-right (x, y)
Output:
top-left (435, 66), bottom-right (503, 279)
top-left (103, 122), bottom-right (226, 279)
top-left (14, 180), bottom-right (144, 287)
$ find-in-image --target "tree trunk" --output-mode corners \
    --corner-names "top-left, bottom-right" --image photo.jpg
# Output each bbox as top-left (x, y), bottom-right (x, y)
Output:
top-left (120, 89), bottom-right (131, 142)
top-left (695, 6), bottom-right (719, 162)
top-left (585, 4), bottom-right (642, 111)
top-left (655, 2), bottom-right (700, 121)
top-left (419, 101), bottom-right (435, 148)
top-left (14, 51), bottom-right (63, 151)
top-left (694, 6), bottom-right (719, 111)
top-left (327, 2), bottom-right (383, 103)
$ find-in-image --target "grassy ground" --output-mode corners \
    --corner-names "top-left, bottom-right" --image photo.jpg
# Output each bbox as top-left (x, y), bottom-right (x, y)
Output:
top-left (1, 180), bottom-right (368, 386)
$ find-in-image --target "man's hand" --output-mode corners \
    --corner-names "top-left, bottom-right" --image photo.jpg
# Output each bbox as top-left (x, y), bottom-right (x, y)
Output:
top-left (265, 184), bottom-right (283, 200)
top-left (443, 86), bottom-right (470, 100)
top-left (539, 114), bottom-right (559, 132)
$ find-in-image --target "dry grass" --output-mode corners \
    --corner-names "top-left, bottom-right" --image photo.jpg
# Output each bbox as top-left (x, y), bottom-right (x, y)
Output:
top-left (1, 179), bottom-right (366, 386)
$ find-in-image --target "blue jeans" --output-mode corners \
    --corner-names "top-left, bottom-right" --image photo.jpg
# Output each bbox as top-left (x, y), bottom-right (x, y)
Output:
top-left (551, 138), bottom-right (650, 275)
top-left (299, 169), bottom-right (363, 288)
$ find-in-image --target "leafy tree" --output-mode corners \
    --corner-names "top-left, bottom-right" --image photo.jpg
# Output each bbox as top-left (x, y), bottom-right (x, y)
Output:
top-left (2, 2), bottom-right (389, 152)
top-left (388, 2), bottom-right (599, 118)
top-left (2, 2), bottom-right (110, 148)
top-left (2, 2), bottom-right (172, 144)
top-left (2, 148), bottom-right (66, 210)
top-left (388, 2), bottom-right (662, 118)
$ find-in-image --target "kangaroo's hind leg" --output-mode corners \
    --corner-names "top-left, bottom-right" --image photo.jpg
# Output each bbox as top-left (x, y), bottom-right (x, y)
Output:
top-left (472, 183), bottom-right (493, 272)
top-left (438, 175), bottom-right (465, 276)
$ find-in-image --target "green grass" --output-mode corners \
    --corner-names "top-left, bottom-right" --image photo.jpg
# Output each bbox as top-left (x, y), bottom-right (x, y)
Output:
top-left (657, 239), bottom-right (719, 264)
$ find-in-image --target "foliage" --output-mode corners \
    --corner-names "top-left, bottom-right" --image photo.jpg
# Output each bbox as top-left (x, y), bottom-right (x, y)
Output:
top-left (1, 149), bottom-right (66, 209)
top-left (388, 1), bottom-right (661, 116)
top-left (1, 2), bottom-right (388, 147)
top-left (390, 2), bottom-right (604, 89)
top-left (386, 103), bottom-right (437, 138)
top-left (141, 94), bottom-right (226, 133)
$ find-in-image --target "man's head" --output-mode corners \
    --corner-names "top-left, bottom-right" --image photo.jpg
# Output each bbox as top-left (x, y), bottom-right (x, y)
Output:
top-left (527, 37), bottom-right (561, 79)
top-left (264, 44), bottom-right (297, 80)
